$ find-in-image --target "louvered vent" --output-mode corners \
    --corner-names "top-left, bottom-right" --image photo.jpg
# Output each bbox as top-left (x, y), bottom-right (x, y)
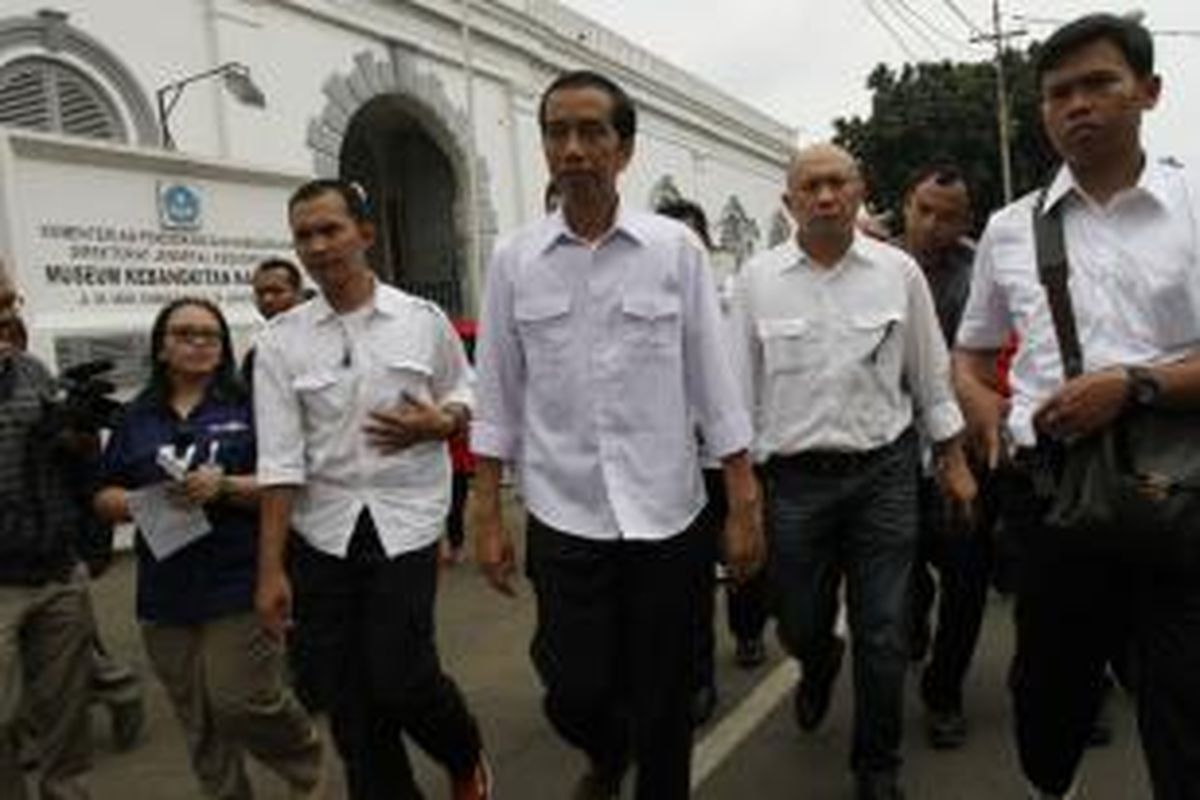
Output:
top-left (0, 57), bottom-right (126, 142)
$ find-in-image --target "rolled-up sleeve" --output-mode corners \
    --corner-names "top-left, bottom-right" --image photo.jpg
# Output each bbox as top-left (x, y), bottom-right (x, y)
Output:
top-left (904, 265), bottom-right (965, 443)
top-left (254, 331), bottom-right (306, 486)
top-left (470, 247), bottom-right (524, 460)
top-left (431, 311), bottom-right (474, 411)
top-left (683, 243), bottom-right (753, 459)
top-left (956, 226), bottom-right (1010, 351)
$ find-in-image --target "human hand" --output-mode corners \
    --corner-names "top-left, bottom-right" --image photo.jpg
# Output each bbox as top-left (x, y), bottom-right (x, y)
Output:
top-left (1034, 368), bottom-right (1128, 439)
top-left (364, 394), bottom-right (455, 454)
top-left (255, 566), bottom-right (293, 642)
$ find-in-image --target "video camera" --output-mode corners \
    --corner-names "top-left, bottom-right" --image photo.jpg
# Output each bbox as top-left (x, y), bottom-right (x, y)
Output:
top-left (50, 358), bottom-right (123, 434)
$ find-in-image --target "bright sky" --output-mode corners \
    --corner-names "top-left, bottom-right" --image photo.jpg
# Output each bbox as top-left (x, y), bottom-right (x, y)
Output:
top-left (561, 0), bottom-right (1200, 167)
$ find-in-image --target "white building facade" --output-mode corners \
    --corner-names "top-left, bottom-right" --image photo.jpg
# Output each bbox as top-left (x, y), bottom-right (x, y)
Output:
top-left (0, 0), bottom-right (794, 381)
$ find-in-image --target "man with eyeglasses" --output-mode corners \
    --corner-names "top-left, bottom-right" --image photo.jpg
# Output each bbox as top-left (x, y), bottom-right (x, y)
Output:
top-left (472, 70), bottom-right (764, 800)
top-left (0, 268), bottom-right (95, 799)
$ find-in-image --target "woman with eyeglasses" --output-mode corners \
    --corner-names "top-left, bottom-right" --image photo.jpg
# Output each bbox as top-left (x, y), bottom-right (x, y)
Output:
top-left (94, 297), bottom-right (325, 799)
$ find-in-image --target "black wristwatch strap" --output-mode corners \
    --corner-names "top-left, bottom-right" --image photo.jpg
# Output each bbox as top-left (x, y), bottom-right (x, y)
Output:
top-left (1126, 365), bottom-right (1162, 408)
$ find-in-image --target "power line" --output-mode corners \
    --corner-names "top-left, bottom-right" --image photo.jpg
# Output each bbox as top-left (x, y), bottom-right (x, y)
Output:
top-left (861, 0), bottom-right (920, 61)
top-left (888, 0), bottom-right (970, 50)
top-left (879, 0), bottom-right (945, 57)
top-left (941, 0), bottom-right (985, 35)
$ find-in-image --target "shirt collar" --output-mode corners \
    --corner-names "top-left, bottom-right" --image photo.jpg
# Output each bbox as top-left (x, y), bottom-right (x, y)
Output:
top-left (1041, 155), bottom-right (1173, 215)
top-left (781, 230), bottom-right (870, 272)
top-left (310, 276), bottom-right (398, 324)
top-left (536, 203), bottom-right (647, 255)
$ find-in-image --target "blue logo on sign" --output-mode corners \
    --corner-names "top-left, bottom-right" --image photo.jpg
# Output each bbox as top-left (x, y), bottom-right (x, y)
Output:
top-left (159, 183), bottom-right (202, 230)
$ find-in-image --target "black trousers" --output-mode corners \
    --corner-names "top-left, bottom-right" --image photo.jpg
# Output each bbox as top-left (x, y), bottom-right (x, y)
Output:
top-left (290, 513), bottom-right (482, 800)
top-left (1002, 469), bottom-right (1200, 799)
top-left (446, 473), bottom-right (470, 551)
top-left (908, 475), bottom-right (995, 712)
top-left (526, 515), bottom-right (706, 800)
top-left (694, 470), bottom-right (770, 692)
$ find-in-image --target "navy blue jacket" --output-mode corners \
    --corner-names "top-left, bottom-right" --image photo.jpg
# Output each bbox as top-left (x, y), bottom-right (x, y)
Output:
top-left (98, 389), bottom-right (258, 624)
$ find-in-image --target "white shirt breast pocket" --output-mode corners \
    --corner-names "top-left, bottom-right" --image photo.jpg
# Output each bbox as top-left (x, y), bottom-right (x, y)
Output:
top-left (849, 310), bottom-right (903, 371)
top-left (293, 370), bottom-right (348, 423)
top-left (621, 291), bottom-right (681, 352)
top-left (758, 318), bottom-right (816, 376)
top-left (372, 358), bottom-right (434, 411)
top-left (515, 290), bottom-right (573, 371)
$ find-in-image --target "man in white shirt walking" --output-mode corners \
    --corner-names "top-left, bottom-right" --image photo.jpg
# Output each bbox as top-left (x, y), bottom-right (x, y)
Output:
top-left (471, 70), bottom-right (764, 800)
top-left (735, 143), bottom-right (975, 800)
top-left (955, 14), bottom-right (1200, 800)
top-left (254, 179), bottom-right (490, 800)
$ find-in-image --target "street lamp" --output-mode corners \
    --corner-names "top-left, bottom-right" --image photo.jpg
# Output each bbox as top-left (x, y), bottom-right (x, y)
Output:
top-left (155, 62), bottom-right (266, 149)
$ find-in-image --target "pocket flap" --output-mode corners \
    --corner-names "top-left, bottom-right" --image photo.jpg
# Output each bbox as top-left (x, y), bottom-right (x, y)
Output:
top-left (384, 358), bottom-right (433, 377)
top-left (515, 292), bottom-right (571, 323)
top-left (850, 310), bottom-right (902, 331)
top-left (292, 371), bottom-right (338, 391)
top-left (757, 318), bottom-right (809, 339)
top-left (622, 293), bottom-right (681, 320)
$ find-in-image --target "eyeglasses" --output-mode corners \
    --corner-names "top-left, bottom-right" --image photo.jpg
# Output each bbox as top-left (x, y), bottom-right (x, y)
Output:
top-left (167, 326), bottom-right (223, 346)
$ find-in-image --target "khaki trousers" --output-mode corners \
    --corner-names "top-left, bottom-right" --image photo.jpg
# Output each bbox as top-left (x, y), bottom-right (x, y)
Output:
top-left (0, 569), bottom-right (94, 800)
top-left (142, 611), bottom-right (321, 800)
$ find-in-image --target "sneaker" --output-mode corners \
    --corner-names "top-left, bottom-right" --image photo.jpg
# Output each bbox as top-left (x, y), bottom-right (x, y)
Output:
top-left (793, 636), bottom-right (845, 732)
top-left (735, 637), bottom-right (767, 669)
top-left (451, 753), bottom-right (494, 800)
top-left (925, 707), bottom-right (967, 749)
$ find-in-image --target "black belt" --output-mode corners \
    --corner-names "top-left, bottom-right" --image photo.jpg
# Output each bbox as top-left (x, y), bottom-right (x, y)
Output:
top-left (769, 428), bottom-right (915, 476)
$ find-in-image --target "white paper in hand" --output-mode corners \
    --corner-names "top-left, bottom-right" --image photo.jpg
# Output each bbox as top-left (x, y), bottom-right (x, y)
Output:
top-left (127, 483), bottom-right (212, 560)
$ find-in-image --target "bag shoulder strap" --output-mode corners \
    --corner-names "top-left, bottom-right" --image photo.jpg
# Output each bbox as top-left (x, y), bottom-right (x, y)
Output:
top-left (1032, 187), bottom-right (1084, 379)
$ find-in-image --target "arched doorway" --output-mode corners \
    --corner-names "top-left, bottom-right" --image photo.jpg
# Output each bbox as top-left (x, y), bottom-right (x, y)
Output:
top-left (339, 94), bottom-right (463, 315)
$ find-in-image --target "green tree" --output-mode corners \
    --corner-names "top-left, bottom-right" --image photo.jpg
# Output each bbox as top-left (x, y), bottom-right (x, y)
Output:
top-left (833, 46), bottom-right (1055, 233)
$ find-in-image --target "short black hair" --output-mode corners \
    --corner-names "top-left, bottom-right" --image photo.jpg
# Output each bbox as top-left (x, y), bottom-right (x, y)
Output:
top-left (902, 162), bottom-right (970, 203)
top-left (1035, 13), bottom-right (1154, 87)
top-left (656, 199), bottom-right (713, 251)
top-left (254, 258), bottom-right (302, 289)
top-left (288, 179), bottom-right (371, 223)
top-left (538, 70), bottom-right (637, 143)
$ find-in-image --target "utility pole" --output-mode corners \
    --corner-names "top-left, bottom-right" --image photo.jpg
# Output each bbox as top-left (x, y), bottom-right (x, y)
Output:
top-left (971, 0), bottom-right (1025, 203)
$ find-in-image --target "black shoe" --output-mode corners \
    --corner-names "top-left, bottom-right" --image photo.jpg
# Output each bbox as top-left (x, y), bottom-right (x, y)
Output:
top-left (793, 636), bottom-right (846, 731)
top-left (691, 684), bottom-right (718, 728)
top-left (926, 707), bottom-right (967, 749)
top-left (735, 637), bottom-right (767, 669)
top-left (856, 770), bottom-right (905, 800)
top-left (110, 699), bottom-right (145, 752)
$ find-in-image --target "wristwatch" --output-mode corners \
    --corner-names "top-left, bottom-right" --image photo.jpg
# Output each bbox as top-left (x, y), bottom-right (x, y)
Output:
top-left (1126, 365), bottom-right (1162, 408)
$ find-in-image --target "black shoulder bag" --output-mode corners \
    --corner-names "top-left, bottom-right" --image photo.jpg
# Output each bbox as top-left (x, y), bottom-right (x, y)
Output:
top-left (1033, 190), bottom-right (1200, 571)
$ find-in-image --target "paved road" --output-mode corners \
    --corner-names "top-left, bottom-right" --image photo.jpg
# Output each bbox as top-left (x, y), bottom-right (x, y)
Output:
top-left (69, 516), bottom-right (1147, 799)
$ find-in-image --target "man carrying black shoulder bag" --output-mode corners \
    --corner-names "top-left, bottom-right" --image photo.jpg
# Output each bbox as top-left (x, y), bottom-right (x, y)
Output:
top-left (953, 14), bottom-right (1200, 800)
